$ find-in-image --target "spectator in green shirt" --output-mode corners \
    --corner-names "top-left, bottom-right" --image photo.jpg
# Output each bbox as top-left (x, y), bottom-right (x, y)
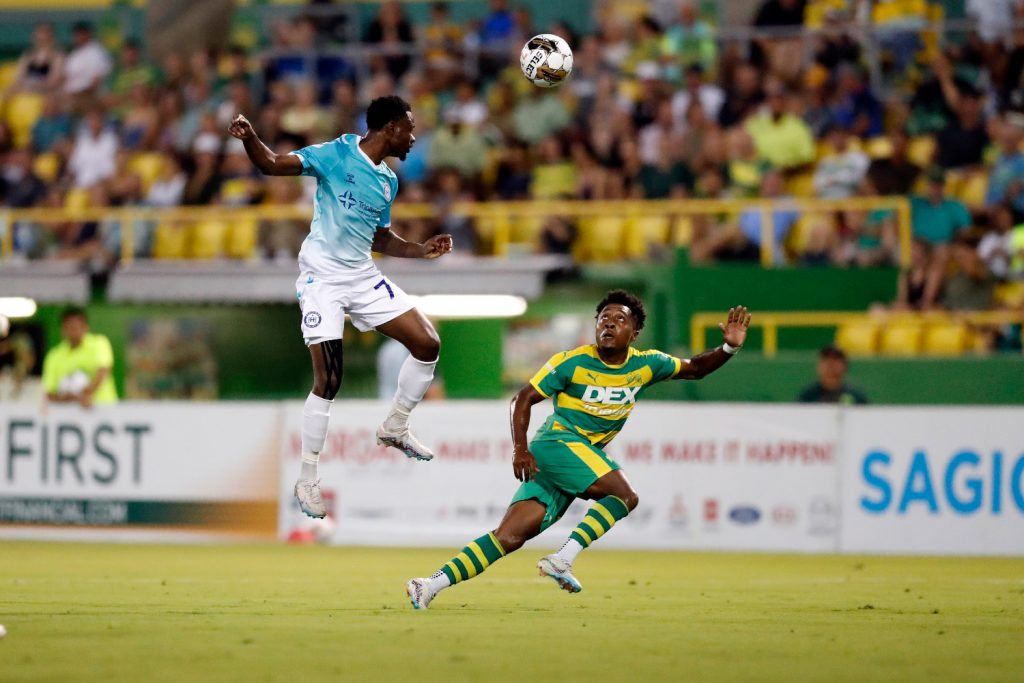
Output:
top-left (42, 307), bottom-right (118, 407)
top-left (910, 166), bottom-right (974, 307)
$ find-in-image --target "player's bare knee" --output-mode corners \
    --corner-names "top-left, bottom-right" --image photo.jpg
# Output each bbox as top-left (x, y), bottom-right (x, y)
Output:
top-left (493, 529), bottom-right (524, 553)
top-left (410, 332), bottom-right (440, 362)
top-left (619, 489), bottom-right (639, 512)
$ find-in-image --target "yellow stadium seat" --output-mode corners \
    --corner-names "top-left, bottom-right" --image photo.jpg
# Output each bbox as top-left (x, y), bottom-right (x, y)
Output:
top-left (0, 61), bottom-right (18, 91)
top-left (574, 216), bottom-right (626, 262)
top-left (64, 187), bottom-right (91, 211)
top-left (785, 214), bottom-right (835, 257)
top-left (127, 153), bottom-right (166, 193)
top-left (509, 215), bottom-right (545, 245)
top-left (32, 151), bottom-right (60, 183)
top-left (866, 137), bottom-right (893, 159)
top-left (994, 282), bottom-right (1024, 307)
top-left (907, 136), bottom-right (936, 167)
top-left (836, 321), bottom-right (880, 356)
top-left (226, 218), bottom-right (258, 259)
top-left (152, 222), bottom-right (189, 259)
top-left (922, 322), bottom-right (969, 356)
top-left (879, 321), bottom-right (924, 356)
top-left (4, 91), bottom-right (44, 147)
top-left (786, 171), bottom-right (815, 198)
top-left (957, 172), bottom-right (988, 209)
top-left (624, 215), bottom-right (670, 259)
top-left (189, 220), bottom-right (228, 259)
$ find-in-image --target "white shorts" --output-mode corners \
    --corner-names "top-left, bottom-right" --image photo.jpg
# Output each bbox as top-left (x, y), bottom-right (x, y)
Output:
top-left (295, 264), bottom-right (413, 344)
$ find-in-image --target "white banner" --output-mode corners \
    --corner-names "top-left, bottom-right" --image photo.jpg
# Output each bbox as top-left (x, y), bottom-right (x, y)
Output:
top-left (1, 403), bottom-right (280, 536)
top-left (840, 407), bottom-right (1024, 555)
top-left (278, 402), bottom-right (841, 551)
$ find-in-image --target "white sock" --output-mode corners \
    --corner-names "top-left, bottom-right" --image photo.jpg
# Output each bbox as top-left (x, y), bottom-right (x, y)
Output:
top-left (427, 569), bottom-right (451, 594)
top-left (555, 538), bottom-right (584, 565)
top-left (384, 356), bottom-right (436, 432)
top-left (299, 392), bottom-right (333, 481)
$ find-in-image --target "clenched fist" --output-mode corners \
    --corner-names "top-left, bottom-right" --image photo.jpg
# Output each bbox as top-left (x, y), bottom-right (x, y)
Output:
top-left (228, 114), bottom-right (255, 140)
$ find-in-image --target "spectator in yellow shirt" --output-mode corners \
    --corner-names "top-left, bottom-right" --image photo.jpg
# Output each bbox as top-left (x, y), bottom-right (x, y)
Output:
top-left (745, 81), bottom-right (815, 171)
top-left (42, 307), bottom-right (118, 407)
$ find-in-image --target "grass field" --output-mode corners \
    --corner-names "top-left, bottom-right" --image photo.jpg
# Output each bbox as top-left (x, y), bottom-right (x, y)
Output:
top-left (1, 542), bottom-right (1022, 683)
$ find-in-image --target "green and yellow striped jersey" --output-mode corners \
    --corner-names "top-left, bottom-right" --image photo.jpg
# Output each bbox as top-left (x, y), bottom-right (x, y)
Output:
top-left (529, 344), bottom-right (683, 448)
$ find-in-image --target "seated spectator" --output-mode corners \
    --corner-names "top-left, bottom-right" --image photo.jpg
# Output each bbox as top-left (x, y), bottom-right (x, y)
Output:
top-left (530, 136), bottom-right (576, 199)
top-left (539, 216), bottom-right (578, 255)
top-left (63, 22), bottom-right (112, 106)
top-left (798, 345), bottom-right (868, 405)
top-left (445, 80), bottom-right (488, 129)
top-left (428, 110), bottom-right (488, 179)
top-left (812, 123), bottom-right (869, 199)
top-left (800, 66), bottom-right (833, 139)
top-left (433, 168), bottom-right (478, 252)
top-left (745, 81), bottom-right (816, 171)
top-left (985, 112), bottom-right (1024, 214)
top-left (691, 170), bottom-right (798, 263)
top-left (717, 62), bottom-right (763, 128)
top-left (512, 88), bottom-right (570, 145)
top-left (420, 2), bottom-right (464, 89)
top-left (216, 79), bottom-right (256, 131)
top-left (365, 0), bottom-right (414, 81)
top-left (571, 141), bottom-right (610, 200)
top-left (121, 84), bottom-right (159, 150)
top-left (11, 22), bottom-right (64, 93)
top-left (638, 99), bottom-right (681, 166)
top-left (328, 80), bottom-right (361, 135)
top-left (978, 203), bottom-right (1017, 281)
top-left (494, 140), bottom-right (532, 200)
top-left (481, 0), bottom-right (515, 44)
top-left (942, 234), bottom-right (996, 310)
top-left (182, 131), bottom-right (222, 205)
top-left (660, 1), bottom-right (717, 77)
top-left (30, 94), bottom-right (72, 153)
top-left (68, 108), bottom-right (118, 188)
top-left (725, 129), bottom-right (770, 198)
top-left (671, 64), bottom-right (725, 128)
top-left (894, 238), bottom-right (931, 310)
top-left (911, 166), bottom-right (972, 306)
top-left (866, 128), bottom-right (920, 196)
top-left (281, 79), bottom-right (332, 142)
top-left (752, 0), bottom-right (807, 81)
top-left (830, 64), bottom-right (883, 138)
top-left (1, 147), bottom-right (46, 208)
top-left (145, 154), bottom-right (186, 207)
top-left (637, 150), bottom-right (693, 199)
top-left (109, 39), bottom-right (157, 103)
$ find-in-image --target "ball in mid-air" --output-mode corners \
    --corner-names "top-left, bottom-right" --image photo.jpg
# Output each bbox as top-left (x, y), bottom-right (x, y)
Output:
top-left (520, 34), bottom-right (573, 88)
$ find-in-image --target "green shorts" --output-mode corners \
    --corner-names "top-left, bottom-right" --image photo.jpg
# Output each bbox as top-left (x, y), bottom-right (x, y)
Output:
top-left (509, 435), bottom-right (620, 532)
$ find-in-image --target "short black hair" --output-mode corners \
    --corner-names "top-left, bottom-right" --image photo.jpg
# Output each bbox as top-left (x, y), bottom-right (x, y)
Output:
top-left (72, 21), bottom-right (92, 34)
top-left (820, 344), bottom-right (847, 362)
top-left (596, 290), bottom-right (646, 330)
top-left (61, 306), bottom-right (87, 323)
top-left (366, 96), bottom-right (412, 131)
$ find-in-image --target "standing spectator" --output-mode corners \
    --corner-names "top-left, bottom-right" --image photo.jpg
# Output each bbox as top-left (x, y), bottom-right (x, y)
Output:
top-left (812, 124), bottom-right (869, 199)
top-left (671, 64), bottom-right (725, 129)
top-left (985, 113), bottom-right (1024, 213)
top-left (933, 56), bottom-right (990, 170)
top-left (745, 81), bottom-right (815, 171)
top-left (866, 128), bottom-right (920, 196)
top-left (11, 22), bottom-right (64, 93)
top-left (63, 22), bottom-right (113, 107)
top-left (42, 307), bottom-right (118, 407)
top-left (798, 345), bottom-right (868, 405)
top-left (365, 0), bottom-right (414, 81)
top-left (68, 107), bottom-right (118, 188)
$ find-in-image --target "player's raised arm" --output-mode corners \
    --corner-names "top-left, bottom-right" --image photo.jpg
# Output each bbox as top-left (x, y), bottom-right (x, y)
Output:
top-left (509, 384), bottom-right (545, 482)
top-left (228, 114), bottom-right (302, 176)
top-left (372, 229), bottom-right (453, 259)
top-left (674, 306), bottom-right (751, 380)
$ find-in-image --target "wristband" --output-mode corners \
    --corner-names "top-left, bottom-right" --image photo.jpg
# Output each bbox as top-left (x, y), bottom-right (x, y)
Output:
top-left (722, 342), bottom-right (740, 355)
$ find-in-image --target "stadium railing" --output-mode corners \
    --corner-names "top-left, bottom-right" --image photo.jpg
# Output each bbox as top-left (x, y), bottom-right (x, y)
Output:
top-left (690, 309), bottom-right (1024, 357)
top-left (0, 196), bottom-right (911, 267)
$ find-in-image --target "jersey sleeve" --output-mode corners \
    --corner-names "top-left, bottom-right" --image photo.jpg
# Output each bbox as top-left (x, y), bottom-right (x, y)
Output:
top-left (41, 350), bottom-right (60, 393)
top-left (379, 176), bottom-right (398, 228)
top-left (646, 350), bottom-right (684, 384)
top-left (528, 352), bottom-right (571, 398)
top-left (289, 140), bottom-right (335, 179)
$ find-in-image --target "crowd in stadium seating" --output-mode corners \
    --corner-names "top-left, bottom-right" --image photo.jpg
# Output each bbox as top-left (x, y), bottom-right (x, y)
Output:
top-left (0, 0), bottom-right (1023, 315)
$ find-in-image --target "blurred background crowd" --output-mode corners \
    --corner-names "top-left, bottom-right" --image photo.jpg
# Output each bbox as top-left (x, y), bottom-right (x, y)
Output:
top-left (1, 0), bottom-right (1023, 317)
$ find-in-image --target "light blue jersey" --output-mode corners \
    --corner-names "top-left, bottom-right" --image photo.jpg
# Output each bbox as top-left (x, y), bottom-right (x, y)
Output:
top-left (290, 133), bottom-right (399, 274)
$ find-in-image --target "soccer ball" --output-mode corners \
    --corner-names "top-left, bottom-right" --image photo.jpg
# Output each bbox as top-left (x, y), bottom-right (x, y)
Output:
top-left (520, 34), bottom-right (573, 88)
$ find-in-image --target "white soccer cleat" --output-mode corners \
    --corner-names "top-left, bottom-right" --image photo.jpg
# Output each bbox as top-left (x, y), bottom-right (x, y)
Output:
top-left (406, 578), bottom-right (435, 610)
top-left (537, 555), bottom-right (583, 593)
top-left (376, 425), bottom-right (434, 461)
top-left (294, 478), bottom-right (327, 519)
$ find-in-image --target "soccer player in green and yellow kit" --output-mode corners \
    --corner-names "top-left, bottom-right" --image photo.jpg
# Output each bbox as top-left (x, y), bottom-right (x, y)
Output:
top-left (406, 290), bottom-right (751, 608)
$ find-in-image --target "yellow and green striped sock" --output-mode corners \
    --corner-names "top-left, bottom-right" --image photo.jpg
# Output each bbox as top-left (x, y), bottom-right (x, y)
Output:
top-left (439, 532), bottom-right (506, 586)
top-left (566, 495), bottom-right (630, 554)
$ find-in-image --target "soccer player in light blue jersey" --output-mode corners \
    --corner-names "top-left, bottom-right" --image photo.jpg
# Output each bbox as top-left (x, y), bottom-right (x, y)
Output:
top-left (229, 96), bottom-right (453, 518)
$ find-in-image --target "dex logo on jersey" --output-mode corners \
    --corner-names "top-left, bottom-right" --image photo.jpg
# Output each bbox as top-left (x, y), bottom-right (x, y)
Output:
top-left (582, 386), bottom-right (640, 405)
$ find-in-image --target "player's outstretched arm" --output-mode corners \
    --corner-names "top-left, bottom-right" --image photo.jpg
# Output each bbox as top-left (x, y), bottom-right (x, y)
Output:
top-left (228, 114), bottom-right (302, 176)
top-left (509, 384), bottom-right (545, 482)
top-left (675, 305), bottom-right (751, 380)
top-left (372, 229), bottom-right (453, 259)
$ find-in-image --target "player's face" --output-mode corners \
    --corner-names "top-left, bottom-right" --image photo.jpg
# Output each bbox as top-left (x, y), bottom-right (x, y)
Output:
top-left (389, 112), bottom-right (416, 161)
top-left (595, 304), bottom-right (638, 351)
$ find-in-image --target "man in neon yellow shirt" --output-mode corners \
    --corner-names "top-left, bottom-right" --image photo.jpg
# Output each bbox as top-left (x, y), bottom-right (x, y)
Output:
top-left (745, 82), bottom-right (816, 171)
top-left (42, 307), bottom-right (117, 407)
